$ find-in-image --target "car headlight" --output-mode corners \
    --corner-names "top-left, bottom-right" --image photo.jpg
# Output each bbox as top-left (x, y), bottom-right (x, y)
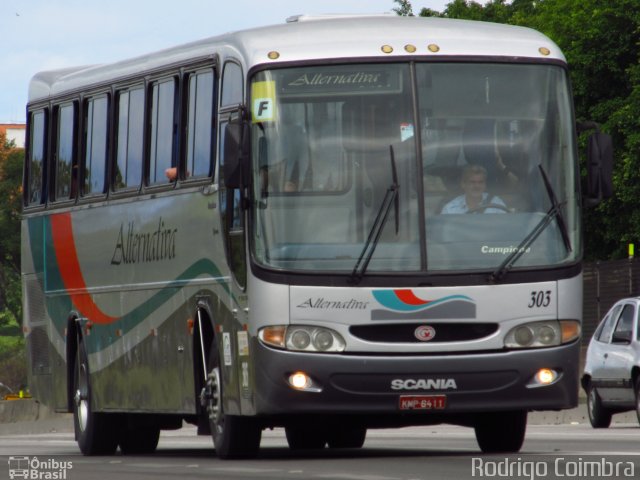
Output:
top-left (504, 320), bottom-right (580, 349)
top-left (259, 325), bottom-right (346, 353)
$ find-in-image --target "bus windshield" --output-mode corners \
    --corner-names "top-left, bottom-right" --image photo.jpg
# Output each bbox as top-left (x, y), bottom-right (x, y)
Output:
top-left (250, 62), bottom-right (579, 274)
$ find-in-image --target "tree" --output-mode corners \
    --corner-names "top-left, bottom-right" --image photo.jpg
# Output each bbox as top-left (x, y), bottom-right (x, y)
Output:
top-left (0, 133), bottom-right (23, 326)
top-left (393, 0), bottom-right (414, 16)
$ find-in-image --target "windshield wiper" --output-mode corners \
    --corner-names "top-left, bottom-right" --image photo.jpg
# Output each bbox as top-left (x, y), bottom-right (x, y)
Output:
top-left (489, 165), bottom-right (572, 283)
top-left (349, 145), bottom-right (399, 284)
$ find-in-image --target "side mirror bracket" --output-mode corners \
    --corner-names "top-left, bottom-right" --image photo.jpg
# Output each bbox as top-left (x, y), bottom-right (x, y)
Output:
top-left (579, 121), bottom-right (613, 207)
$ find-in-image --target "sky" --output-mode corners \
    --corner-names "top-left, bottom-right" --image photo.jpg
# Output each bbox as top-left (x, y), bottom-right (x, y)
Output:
top-left (1, 0), bottom-right (450, 124)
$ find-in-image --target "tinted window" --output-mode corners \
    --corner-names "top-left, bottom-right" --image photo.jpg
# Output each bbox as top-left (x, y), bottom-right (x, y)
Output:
top-left (149, 79), bottom-right (176, 184)
top-left (186, 69), bottom-right (215, 178)
top-left (614, 304), bottom-right (634, 336)
top-left (27, 110), bottom-right (46, 205)
top-left (84, 96), bottom-right (108, 195)
top-left (597, 304), bottom-right (622, 343)
top-left (115, 87), bottom-right (144, 190)
top-left (221, 63), bottom-right (243, 106)
top-left (55, 104), bottom-right (75, 200)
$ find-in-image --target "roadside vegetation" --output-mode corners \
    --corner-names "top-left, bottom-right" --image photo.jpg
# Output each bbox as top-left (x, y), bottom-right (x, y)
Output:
top-left (0, 134), bottom-right (25, 393)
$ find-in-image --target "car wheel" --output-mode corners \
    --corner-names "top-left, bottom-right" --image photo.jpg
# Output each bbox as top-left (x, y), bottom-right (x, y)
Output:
top-left (587, 384), bottom-right (612, 428)
top-left (634, 377), bottom-right (640, 426)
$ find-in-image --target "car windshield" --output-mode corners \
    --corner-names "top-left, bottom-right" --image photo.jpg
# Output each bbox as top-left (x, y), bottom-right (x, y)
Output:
top-left (250, 62), bottom-right (579, 274)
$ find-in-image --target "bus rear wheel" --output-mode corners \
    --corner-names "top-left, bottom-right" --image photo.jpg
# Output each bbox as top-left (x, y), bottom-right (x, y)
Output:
top-left (474, 410), bottom-right (527, 453)
top-left (203, 346), bottom-right (261, 459)
top-left (73, 339), bottom-right (119, 455)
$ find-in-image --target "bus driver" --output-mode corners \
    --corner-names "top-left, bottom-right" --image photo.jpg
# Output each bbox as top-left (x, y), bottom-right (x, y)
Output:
top-left (440, 164), bottom-right (507, 214)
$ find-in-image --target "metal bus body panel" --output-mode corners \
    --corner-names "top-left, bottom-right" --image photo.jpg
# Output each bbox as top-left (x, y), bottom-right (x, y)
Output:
top-left (246, 274), bottom-right (581, 418)
top-left (21, 185), bottom-right (247, 413)
top-left (288, 282), bottom-right (559, 353)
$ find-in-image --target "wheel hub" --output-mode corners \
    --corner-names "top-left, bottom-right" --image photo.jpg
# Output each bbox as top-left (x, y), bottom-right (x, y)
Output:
top-left (201, 368), bottom-right (221, 423)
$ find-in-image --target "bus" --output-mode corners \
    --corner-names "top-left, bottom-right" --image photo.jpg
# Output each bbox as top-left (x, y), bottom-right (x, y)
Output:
top-left (22, 15), bottom-right (613, 458)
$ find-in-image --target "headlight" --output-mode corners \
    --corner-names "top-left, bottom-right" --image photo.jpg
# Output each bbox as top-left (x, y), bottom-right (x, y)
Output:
top-left (259, 325), bottom-right (346, 353)
top-left (504, 320), bottom-right (580, 349)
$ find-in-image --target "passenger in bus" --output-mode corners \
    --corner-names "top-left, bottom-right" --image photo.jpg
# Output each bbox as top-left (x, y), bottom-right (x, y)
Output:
top-left (440, 164), bottom-right (507, 214)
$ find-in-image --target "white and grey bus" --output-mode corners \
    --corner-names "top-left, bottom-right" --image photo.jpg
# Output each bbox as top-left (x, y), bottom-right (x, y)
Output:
top-left (22, 15), bottom-right (612, 458)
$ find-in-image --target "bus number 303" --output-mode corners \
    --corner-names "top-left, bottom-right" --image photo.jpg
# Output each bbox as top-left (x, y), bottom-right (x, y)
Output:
top-left (528, 290), bottom-right (551, 308)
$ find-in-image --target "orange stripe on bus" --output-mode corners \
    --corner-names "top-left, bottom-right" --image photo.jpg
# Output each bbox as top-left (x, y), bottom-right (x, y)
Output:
top-left (50, 212), bottom-right (118, 325)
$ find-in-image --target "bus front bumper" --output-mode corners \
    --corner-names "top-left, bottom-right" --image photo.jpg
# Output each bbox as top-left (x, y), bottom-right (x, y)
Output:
top-left (252, 340), bottom-right (579, 421)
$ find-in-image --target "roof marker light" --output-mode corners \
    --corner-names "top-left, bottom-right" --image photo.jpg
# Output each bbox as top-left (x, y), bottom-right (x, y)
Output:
top-left (428, 44), bottom-right (440, 53)
top-left (405, 44), bottom-right (417, 53)
top-left (539, 47), bottom-right (551, 56)
top-left (381, 45), bottom-right (393, 54)
top-left (268, 51), bottom-right (280, 60)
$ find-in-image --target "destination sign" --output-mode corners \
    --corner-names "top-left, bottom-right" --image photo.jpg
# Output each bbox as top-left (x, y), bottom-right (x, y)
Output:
top-left (279, 68), bottom-right (402, 96)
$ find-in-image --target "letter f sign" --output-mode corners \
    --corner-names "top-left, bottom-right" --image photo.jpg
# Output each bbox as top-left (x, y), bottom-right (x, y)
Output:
top-left (253, 98), bottom-right (274, 121)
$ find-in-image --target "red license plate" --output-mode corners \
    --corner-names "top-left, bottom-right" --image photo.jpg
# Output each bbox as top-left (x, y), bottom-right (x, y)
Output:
top-left (399, 395), bottom-right (446, 410)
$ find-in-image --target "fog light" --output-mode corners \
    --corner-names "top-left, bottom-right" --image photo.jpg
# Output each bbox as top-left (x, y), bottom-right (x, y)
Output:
top-left (289, 372), bottom-right (311, 389)
top-left (528, 368), bottom-right (559, 388)
top-left (287, 371), bottom-right (322, 392)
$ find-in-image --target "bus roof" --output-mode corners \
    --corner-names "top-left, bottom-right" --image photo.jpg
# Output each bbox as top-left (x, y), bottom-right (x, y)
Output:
top-left (28, 15), bottom-right (564, 104)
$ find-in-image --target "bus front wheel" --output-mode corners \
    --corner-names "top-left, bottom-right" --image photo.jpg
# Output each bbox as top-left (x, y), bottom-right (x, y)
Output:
top-left (203, 345), bottom-right (261, 459)
top-left (73, 339), bottom-right (119, 455)
top-left (474, 410), bottom-right (527, 453)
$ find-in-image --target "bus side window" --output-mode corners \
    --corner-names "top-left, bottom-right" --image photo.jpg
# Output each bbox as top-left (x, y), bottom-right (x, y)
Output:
top-left (221, 62), bottom-right (243, 108)
top-left (149, 77), bottom-right (177, 184)
top-left (26, 110), bottom-right (47, 206)
top-left (185, 68), bottom-right (215, 178)
top-left (53, 103), bottom-right (77, 201)
top-left (114, 86), bottom-right (144, 191)
top-left (83, 95), bottom-right (108, 196)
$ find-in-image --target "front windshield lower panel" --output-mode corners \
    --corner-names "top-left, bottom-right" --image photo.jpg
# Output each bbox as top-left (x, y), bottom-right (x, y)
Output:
top-left (250, 62), bottom-right (580, 275)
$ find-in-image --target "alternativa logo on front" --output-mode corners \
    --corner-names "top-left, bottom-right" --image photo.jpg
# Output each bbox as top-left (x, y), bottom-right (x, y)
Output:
top-left (414, 325), bottom-right (436, 341)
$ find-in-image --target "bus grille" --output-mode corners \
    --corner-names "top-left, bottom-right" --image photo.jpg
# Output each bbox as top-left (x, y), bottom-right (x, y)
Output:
top-left (349, 323), bottom-right (498, 343)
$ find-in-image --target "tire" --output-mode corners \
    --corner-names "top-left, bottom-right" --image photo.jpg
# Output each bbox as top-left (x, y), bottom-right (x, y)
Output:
top-left (204, 344), bottom-right (261, 459)
top-left (285, 426), bottom-right (327, 450)
top-left (474, 410), bottom-right (527, 453)
top-left (119, 425), bottom-right (160, 455)
top-left (327, 427), bottom-right (367, 449)
top-left (73, 339), bottom-right (120, 455)
top-left (587, 385), bottom-right (612, 428)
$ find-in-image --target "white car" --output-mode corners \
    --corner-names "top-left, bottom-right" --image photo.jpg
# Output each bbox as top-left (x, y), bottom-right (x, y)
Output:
top-left (582, 297), bottom-right (640, 428)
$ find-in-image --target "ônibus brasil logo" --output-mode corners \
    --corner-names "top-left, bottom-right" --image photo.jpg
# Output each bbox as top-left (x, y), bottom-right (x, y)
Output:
top-left (8, 456), bottom-right (72, 480)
